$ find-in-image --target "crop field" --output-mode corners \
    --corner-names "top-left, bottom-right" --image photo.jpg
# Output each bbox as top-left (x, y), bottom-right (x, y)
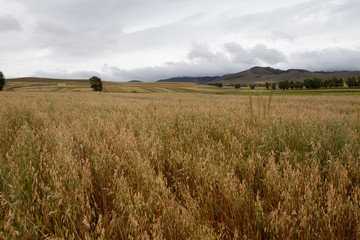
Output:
top-left (5, 79), bottom-right (360, 96)
top-left (1, 89), bottom-right (360, 239)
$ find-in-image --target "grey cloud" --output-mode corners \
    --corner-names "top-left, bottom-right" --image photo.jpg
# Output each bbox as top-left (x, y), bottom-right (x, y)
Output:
top-left (267, 31), bottom-right (295, 42)
top-left (0, 15), bottom-right (22, 32)
top-left (102, 61), bottom-right (233, 82)
top-left (101, 42), bottom-right (287, 81)
top-left (31, 42), bottom-right (289, 81)
top-left (224, 42), bottom-right (256, 64)
top-left (224, 0), bottom-right (360, 41)
top-left (290, 48), bottom-right (360, 71)
top-left (36, 19), bottom-right (73, 36)
top-left (251, 44), bottom-right (287, 65)
top-left (224, 42), bottom-right (287, 65)
top-left (33, 69), bottom-right (101, 79)
top-left (187, 43), bottom-right (226, 62)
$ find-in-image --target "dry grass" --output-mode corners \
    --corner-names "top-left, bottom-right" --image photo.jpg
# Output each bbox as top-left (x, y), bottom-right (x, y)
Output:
top-left (1, 92), bottom-right (360, 239)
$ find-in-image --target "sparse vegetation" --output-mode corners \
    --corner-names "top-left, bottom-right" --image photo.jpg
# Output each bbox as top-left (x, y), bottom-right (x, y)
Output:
top-left (1, 92), bottom-right (360, 239)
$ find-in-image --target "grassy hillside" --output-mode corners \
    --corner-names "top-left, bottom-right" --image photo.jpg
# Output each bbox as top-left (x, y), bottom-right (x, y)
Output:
top-left (1, 92), bottom-right (360, 239)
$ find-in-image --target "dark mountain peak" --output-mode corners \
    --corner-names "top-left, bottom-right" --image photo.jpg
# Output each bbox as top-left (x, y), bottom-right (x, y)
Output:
top-left (248, 66), bottom-right (286, 75)
top-left (157, 76), bottom-right (219, 84)
top-left (286, 69), bottom-right (310, 73)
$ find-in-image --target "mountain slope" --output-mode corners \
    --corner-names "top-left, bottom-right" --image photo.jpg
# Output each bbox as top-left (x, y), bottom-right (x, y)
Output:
top-left (214, 67), bottom-right (360, 84)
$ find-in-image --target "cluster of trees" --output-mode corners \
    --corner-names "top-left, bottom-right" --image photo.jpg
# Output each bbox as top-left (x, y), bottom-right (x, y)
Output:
top-left (303, 78), bottom-right (326, 89)
top-left (265, 82), bottom-right (277, 90)
top-left (323, 78), bottom-right (345, 88)
top-left (346, 77), bottom-right (360, 88)
top-left (277, 80), bottom-right (301, 90)
top-left (249, 84), bottom-right (256, 90)
top-left (0, 71), bottom-right (5, 91)
top-left (208, 82), bottom-right (223, 88)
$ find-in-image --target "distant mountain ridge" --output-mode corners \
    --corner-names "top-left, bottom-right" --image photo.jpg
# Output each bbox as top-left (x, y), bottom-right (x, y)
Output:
top-left (156, 67), bottom-right (360, 84)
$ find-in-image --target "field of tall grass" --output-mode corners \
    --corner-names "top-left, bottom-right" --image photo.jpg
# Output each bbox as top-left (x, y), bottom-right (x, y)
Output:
top-left (1, 92), bottom-right (360, 239)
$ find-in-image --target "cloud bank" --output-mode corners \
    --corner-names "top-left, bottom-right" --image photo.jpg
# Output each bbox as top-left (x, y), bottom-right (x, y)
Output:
top-left (0, 0), bottom-right (359, 80)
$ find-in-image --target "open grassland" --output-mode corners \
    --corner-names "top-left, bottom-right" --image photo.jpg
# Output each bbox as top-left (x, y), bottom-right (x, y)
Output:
top-left (1, 92), bottom-right (360, 239)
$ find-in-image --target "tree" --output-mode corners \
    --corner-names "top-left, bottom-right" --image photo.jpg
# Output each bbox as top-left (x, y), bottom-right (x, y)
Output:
top-left (289, 81), bottom-right (295, 90)
top-left (234, 83), bottom-right (241, 89)
top-left (0, 71), bottom-right (5, 91)
top-left (89, 76), bottom-right (103, 91)
top-left (265, 82), bottom-right (270, 90)
top-left (278, 80), bottom-right (290, 90)
top-left (271, 82), bottom-right (276, 90)
top-left (345, 77), bottom-right (357, 88)
top-left (249, 84), bottom-right (255, 90)
top-left (295, 81), bottom-right (304, 90)
top-left (336, 78), bottom-right (344, 88)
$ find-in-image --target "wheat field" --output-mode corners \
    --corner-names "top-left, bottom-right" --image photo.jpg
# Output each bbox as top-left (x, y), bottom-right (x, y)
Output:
top-left (1, 92), bottom-right (360, 239)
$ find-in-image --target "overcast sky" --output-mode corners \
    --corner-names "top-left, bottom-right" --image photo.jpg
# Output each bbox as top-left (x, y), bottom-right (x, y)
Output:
top-left (1, 0), bottom-right (360, 81)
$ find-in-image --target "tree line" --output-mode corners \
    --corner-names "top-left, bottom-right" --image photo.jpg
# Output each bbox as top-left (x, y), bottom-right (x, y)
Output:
top-left (225, 77), bottom-right (360, 90)
top-left (276, 77), bottom-right (360, 90)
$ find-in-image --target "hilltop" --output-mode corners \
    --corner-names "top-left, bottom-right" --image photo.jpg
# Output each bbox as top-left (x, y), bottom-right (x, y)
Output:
top-left (156, 76), bottom-right (220, 84)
